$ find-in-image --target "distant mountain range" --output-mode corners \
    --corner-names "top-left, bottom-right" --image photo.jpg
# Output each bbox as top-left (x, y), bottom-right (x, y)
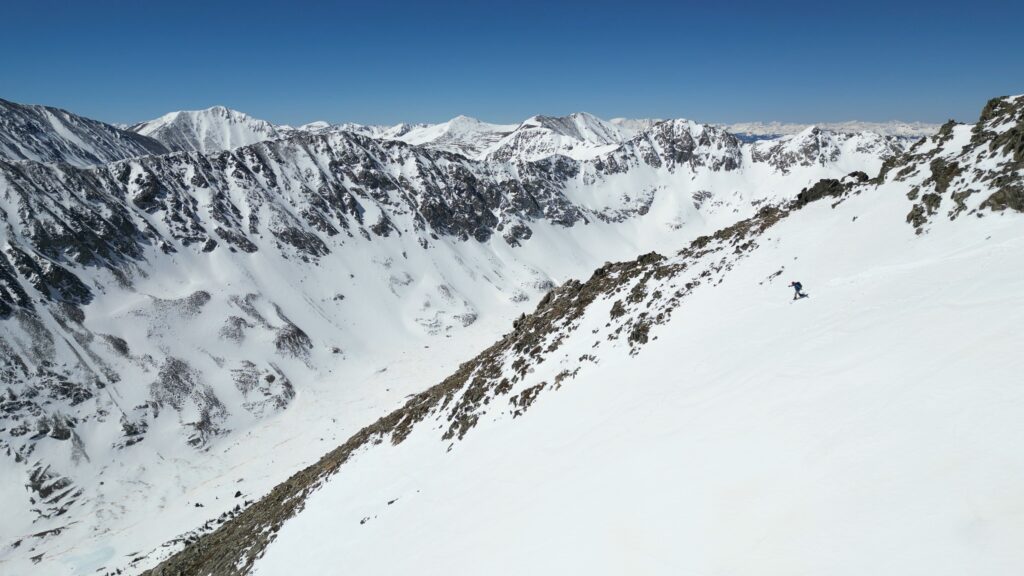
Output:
top-left (722, 120), bottom-right (943, 141)
top-left (3, 97), bottom-right (938, 166)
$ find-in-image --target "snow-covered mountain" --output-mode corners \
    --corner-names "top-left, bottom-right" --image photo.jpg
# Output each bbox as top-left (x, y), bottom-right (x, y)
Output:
top-left (342, 112), bottom-right (633, 162)
top-left (122, 103), bottom-right (936, 164)
top-left (725, 119), bottom-right (941, 140)
top-left (749, 126), bottom-right (907, 173)
top-left (134, 94), bottom-right (1024, 576)
top-left (0, 98), bottom-right (170, 167)
top-left (0, 96), bottom-right (964, 575)
top-left (485, 112), bottom-right (628, 162)
top-left (129, 106), bottom-right (284, 153)
top-left (390, 115), bottom-right (516, 157)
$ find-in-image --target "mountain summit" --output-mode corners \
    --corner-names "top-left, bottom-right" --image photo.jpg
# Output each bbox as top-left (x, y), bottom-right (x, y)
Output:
top-left (129, 106), bottom-right (283, 153)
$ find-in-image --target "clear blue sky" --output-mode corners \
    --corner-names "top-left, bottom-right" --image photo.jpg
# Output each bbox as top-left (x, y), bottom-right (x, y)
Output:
top-left (2, 0), bottom-right (1021, 126)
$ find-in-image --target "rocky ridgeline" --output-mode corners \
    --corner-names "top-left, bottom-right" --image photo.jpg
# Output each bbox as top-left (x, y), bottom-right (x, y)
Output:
top-left (867, 96), bottom-right (1023, 232)
top-left (0, 98), bottom-right (169, 167)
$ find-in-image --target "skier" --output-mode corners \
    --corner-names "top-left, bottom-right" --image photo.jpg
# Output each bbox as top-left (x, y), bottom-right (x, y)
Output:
top-left (789, 281), bottom-right (808, 300)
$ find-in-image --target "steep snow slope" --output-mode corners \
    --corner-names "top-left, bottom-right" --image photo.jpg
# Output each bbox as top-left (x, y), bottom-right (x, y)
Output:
top-left (139, 95), bottom-right (1024, 576)
top-left (0, 98), bottom-right (170, 166)
top-left (130, 106), bottom-right (283, 153)
top-left (255, 188), bottom-right (1024, 576)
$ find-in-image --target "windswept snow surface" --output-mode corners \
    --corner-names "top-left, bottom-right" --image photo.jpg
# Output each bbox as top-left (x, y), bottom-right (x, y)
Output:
top-left (253, 182), bottom-right (1024, 576)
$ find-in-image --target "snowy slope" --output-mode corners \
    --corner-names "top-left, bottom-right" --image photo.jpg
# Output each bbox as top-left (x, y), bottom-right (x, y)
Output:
top-left (254, 188), bottom-right (1024, 576)
top-left (129, 106), bottom-right (284, 153)
top-left (0, 101), bottom-right (949, 575)
top-left (0, 98), bottom-right (170, 166)
top-left (137, 95), bottom-right (1024, 576)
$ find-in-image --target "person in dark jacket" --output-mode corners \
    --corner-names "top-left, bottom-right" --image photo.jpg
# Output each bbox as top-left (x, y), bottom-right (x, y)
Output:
top-left (789, 281), bottom-right (807, 300)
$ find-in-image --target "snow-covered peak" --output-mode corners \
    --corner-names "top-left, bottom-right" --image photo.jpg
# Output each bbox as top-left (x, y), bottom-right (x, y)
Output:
top-left (298, 120), bottom-right (331, 132)
top-left (750, 125), bottom-right (907, 174)
top-left (591, 117), bottom-right (745, 175)
top-left (519, 112), bottom-right (623, 144)
top-left (485, 112), bottom-right (629, 162)
top-left (392, 115), bottom-right (516, 157)
top-left (380, 122), bottom-right (432, 139)
top-left (129, 106), bottom-right (283, 153)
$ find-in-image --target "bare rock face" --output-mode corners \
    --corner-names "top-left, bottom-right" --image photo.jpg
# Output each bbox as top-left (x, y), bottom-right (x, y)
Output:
top-left (893, 95), bottom-right (1024, 233)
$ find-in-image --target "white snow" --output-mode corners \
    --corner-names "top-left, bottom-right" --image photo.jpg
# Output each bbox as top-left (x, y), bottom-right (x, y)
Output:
top-left (394, 115), bottom-right (516, 157)
top-left (252, 176), bottom-right (1024, 576)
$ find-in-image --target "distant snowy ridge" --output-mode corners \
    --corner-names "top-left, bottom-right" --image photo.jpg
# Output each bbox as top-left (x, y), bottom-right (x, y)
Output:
top-left (723, 119), bottom-right (941, 139)
top-left (119, 104), bottom-right (940, 161)
top-left (117, 103), bottom-right (920, 170)
top-left (392, 115), bottom-right (516, 157)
